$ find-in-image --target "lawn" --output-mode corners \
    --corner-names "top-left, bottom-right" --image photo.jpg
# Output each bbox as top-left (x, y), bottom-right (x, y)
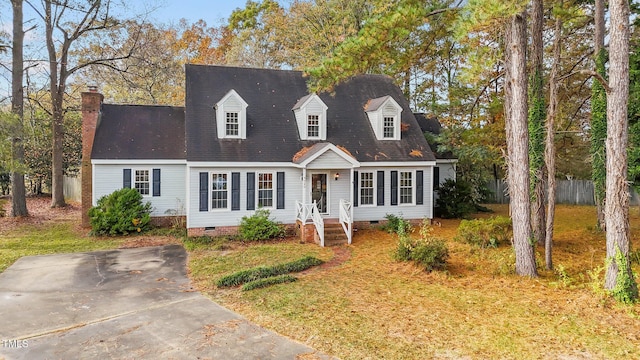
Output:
top-left (189, 204), bottom-right (640, 360)
top-left (2, 197), bottom-right (639, 359)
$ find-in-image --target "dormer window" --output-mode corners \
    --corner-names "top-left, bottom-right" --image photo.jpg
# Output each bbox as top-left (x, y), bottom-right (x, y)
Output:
top-left (383, 116), bottom-right (395, 138)
top-left (365, 95), bottom-right (403, 141)
top-left (293, 94), bottom-right (328, 140)
top-left (216, 90), bottom-right (248, 139)
top-left (226, 112), bottom-right (239, 136)
top-left (307, 115), bottom-right (320, 138)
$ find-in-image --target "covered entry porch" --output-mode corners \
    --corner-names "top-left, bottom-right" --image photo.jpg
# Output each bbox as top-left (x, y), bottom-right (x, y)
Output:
top-left (292, 143), bottom-right (359, 246)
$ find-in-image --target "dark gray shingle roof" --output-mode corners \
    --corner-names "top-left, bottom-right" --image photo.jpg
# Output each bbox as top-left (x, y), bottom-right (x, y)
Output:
top-left (185, 65), bottom-right (435, 163)
top-left (92, 104), bottom-right (185, 160)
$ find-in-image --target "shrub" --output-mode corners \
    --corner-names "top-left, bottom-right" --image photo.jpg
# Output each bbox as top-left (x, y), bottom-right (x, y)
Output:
top-left (382, 213), bottom-right (411, 234)
top-left (239, 209), bottom-right (285, 241)
top-left (242, 275), bottom-right (297, 291)
top-left (394, 219), bottom-right (449, 272)
top-left (411, 238), bottom-right (449, 271)
top-left (455, 216), bottom-right (512, 248)
top-left (216, 255), bottom-right (323, 287)
top-left (435, 179), bottom-right (476, 219)
top-left (88, 188), bottom-right (152, 236)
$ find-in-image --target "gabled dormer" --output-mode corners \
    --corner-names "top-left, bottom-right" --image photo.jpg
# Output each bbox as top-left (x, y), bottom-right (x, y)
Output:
top-left (292, 94), bottom-right (328, 140)
top-left (365, 95), bottom-right (403, 141)
top-left (215, 89), bottom-right (248, 139)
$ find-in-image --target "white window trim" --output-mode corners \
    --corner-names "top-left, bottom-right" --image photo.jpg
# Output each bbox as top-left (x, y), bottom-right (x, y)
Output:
top-left (359, 171), bottom-right (376, 207)
top-left (307, 114), bottom-right (321, 139)
top-left (224, 111), bottom-right (240, 137)
top-left (133, 168), bottom-right (152, 197)
top-left (399, 170), bottom-right (415, 206)
top-left (382, 116), bottom-right (396, 139)
top-left (256, 172), bottom-right (275, 209)
top-left (215, 90), bottom-right (248, 140)
top-left (210, 171), bottom-right (231, 211)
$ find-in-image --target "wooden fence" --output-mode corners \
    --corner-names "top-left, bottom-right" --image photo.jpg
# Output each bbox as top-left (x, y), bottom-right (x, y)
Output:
top-left (63, 175), bottom-right (81, 203)
top-left (485, 179), bottom-right (640, 206)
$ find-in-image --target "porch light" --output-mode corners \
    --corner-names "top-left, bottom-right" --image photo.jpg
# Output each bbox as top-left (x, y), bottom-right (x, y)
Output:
top-left (334, 172), bottom-right (340, 181)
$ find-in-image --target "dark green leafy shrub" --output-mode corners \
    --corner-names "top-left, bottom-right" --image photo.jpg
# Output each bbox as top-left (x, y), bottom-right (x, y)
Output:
top-left (394, 220), bottom-right (449, 272)
top-left (436, 179), bottom-right (476, 219)
top-left (382, 213), bottom-right (411, 234)
top-left (239, 209), bottom-right (285, 241)
top-left (242, 275), bottom-right (297, 291)
top-left (411, 238), bottom-right (449, 271)
top-left (88, 188), bottom-right (152, 236)
top-left (455, 216), bottom-right (512, 248)
top-left (216, 255), bottom-right (323, 287)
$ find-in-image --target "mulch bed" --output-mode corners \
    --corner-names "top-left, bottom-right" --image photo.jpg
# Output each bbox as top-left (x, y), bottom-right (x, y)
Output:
top-left (0, 195), bottom-right (81, 233)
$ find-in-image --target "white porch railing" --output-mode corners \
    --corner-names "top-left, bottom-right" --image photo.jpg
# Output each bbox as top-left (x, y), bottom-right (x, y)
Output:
top-left (295, 200), bottom-right (325, 246)
top-left (339, 199), bottom-right (353, 244)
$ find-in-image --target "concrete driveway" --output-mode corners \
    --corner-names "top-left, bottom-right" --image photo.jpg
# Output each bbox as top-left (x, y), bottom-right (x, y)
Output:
top-left (0, 245), bottom-right (331, 360)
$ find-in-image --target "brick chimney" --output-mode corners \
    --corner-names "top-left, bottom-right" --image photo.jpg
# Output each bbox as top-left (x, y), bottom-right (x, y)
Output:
top-left (81, 87), bottom-right (103, 228)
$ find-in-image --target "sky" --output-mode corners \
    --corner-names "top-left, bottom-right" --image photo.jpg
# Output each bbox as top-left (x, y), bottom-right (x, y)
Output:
top-left (148, 0), bottom-right (287, 26)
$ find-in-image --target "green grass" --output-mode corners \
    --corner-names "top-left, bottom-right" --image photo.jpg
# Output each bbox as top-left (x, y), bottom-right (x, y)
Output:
top-left (188, 205), bottom-right (640, 359)
top-left (1, 222), bottom-right (124, 273)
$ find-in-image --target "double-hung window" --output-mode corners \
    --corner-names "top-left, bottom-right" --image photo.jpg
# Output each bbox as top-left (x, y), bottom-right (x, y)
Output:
top-left (134, 170), bottom-right (150, 195)
top-left (399, 171), bottom-right (413, 204)
top-left (258, 173), bottom-right (274, 208)
top-left (307, 115), bottom-right (320, 138)
top-left (211, 173), bottom-right (228, 209)
top-left (383, 116), bottom-right (395, 139)
top-left (225, 112), bottom-right (239, 136)
top-left (360, 172), bottom-right (374, 205)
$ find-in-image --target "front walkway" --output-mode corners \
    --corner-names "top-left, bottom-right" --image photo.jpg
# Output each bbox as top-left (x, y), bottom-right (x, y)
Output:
top-left (0, 245), bottom-right (333, 359)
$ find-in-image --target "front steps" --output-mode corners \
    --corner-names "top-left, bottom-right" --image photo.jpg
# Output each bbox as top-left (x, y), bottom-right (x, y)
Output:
top-left (323, 222), bottom-right (348, 246)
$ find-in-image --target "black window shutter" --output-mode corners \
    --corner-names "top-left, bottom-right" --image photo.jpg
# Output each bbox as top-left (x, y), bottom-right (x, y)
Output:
top-left (153, 169), bottom-right (161, 197)
top-left (353, 171), bottom-right (359, 207)
top-left (123, 169), bottom-right (131, 188)
top-left (231, 172), bottom-right (240, 211)
top-left (433, 166), bottom-right (440, 190)
top-left (377, 171), bottom-right (385, 206)
top-left (199, 172), bottom-right (208, 211)
top-left (277, 172), bottom-right (285, 209)
top-left (391, 171), bottom-right (398, 206)
top-left (247, 172), bottom-right (255, 210)
top-left (416, 170), bottom-right (424, 205)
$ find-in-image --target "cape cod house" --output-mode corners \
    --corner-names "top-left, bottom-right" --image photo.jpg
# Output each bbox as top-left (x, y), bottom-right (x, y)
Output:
top-left (81, 65), bottom-right (454, 245)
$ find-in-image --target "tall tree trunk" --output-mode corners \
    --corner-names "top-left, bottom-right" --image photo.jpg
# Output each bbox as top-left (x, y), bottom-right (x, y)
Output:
top-left (529, 0), bottom-right (546, 246)
top-left (10, 0), bottom-right (28, 217)
top-left (544, 4), bottom-right (563, 271)
top-left (604, 0), bottom-right (637, 300)
top-left (591, 0), bottom-right (607, 231)
top-left (506, 12), bottom-right (538, 277)
top-left (45, 0), bottom-right (66, 208)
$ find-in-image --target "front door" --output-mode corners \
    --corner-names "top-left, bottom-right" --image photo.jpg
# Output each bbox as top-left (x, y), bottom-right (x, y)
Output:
top-left (311, 173), bottom-right (328, 214)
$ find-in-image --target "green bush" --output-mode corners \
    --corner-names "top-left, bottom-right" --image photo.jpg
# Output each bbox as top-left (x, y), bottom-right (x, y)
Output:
top-left (239, 209), bottom-right (285, 241)
top-left (242, 275), bottom-right (297, 291)
top-left (216, 255), bottom-right (323, 287)
top-left (382, 213), bottom-right (412, 234)
top-left (455, 216), bottom-right (512, 248)
top-left (435, 179), bottom-right (476, 219)
top-left (394, 220), bottom-right (449, 272)
top-left (88, 188), bottom-right (152, 236)
top-left (412, 238), bottom-right (449, 271)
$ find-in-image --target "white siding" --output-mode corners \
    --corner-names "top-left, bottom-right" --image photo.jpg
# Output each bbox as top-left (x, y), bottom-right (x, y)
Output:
top-left (353, 166), bottom-right (433, 222)
top-left (304, 169), bottom-right (350, 218)
top-left (93, 164), bottom-right (186, 216)
top-left (306, 151), bottom-right (353, 169)
top-left (187, 166), bottom-right (303, 228)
